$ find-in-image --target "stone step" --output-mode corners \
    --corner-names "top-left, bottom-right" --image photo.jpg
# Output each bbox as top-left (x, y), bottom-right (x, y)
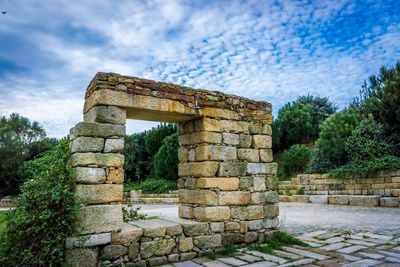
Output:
top-left (129, 197), bottom-right (179, 204)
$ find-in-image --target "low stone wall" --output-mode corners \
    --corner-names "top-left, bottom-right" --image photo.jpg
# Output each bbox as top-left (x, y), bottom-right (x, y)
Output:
top-left (66, 217), bottom-right (278, 267)
top-left (124, 190), bottom-right (179, 205)
top-left (0, 196), bottom-right (14, 208)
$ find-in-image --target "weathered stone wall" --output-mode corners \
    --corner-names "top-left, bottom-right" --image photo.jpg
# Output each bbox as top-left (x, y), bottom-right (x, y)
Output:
top-left (67, 72), bottom-right (279, 266)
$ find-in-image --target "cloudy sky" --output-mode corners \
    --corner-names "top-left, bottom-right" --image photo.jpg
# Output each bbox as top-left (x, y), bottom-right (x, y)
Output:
top-left (0, 0), bottom-right (399, 137)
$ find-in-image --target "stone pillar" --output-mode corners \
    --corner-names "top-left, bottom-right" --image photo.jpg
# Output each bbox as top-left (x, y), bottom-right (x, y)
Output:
top-left (177, 117), bottom-right (279, 231)
top-left (66, 106), bottom-right (126, 265)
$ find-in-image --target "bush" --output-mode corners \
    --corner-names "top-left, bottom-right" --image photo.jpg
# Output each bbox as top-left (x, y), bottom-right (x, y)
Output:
top-left (124, 178), bottom-right (177, 194)
top-left (0, 139), bottom-right (78, 266)
top-left (345, 116), bottom-right (393, 161)
top-left (329, 155), bottom-right (400, 178)
top-left (152, 133), bottom-right (179, 180)
top-left (307, 146), bottom-right (333, 173)
top-left (281, 144), bottom-right (311, 177)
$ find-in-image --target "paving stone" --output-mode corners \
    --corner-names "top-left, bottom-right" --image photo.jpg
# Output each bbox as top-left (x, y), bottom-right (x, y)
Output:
top-left (277, 258), bottom-right (314, 267)
top-left (386, 256), bottom-right (400, 263)
top-left (283, 247), bottom-right (330, 260)
top-left (247, 250), bottom-right (287, 264)
top-left (272, 250), bottom-right (302, 260)
top-left (337, 245), bottom-right (367, 254)
top-left (217, 257), bottom-right (247, 266)
top-left (376, 245), bottom-right (393, 250)
top-left (393, 246), bottom-right (400, 251)
top-left (193, 256), bottom-right (213, 264)
top-left (377, 250), bottom-right (400, 258)
top-left (357, 252), bottom-right (385, 259)
top-left (353, 232), bottom-right (393, 241)
top-left (339, 253), bottom-right (362, 262)
top-left (203, 260), bottom-right (232, 267)
top-left (173, 261), bottom-right (202, 267)
top-left (342, 259), bottom-right (383, 267)
top-left (241, 261), bottom-right (276, 267)
top-left (346, 239), bottom-right (377, 247)
top-left (323, 236), bottom-right (345, 243)
top-left (304, 241), bottom-right (324, 248)
top-left (236, 254), bottom-right (262, 263)
top-left (300, 230), bottom-right (328, 238)
top-left (320, 242), bottom-right (351, 251)
top-left (364, 238), bottom-right (396, 245)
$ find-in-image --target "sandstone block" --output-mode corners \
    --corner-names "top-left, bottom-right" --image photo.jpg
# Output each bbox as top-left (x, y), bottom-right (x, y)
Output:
top-left (197, 177), bottom-right (239, 191)
top-left (101, 244), bottom-right (127, 260)
top-left (210, 222), bottom-right (224, 233)
top-left (349, 196), bottom-right (379, 207)
top-left (179, 189), bottom-right (218, 205)
top-left (218, 162), bottom-right (247, 177)
top-left (219, 191), bottom-right (250, 205)
top-left (225, 222), bottom-right (240, 231)
top-left (222, 233), bottom-right (244, 245)
top-left (238, 134), bottom-right (252, 148)
top-left (253, 176), bottom-right (266, 191)
top-left (70, 153), bottom-right (124, 168)
top-left (249, 122), bottom-right (262, 134)
top-left (248, 220), bottom-right (263, 230)
top-left (179, 132), bottom-right (222, 145)
top-left (70, 122), bottom-right (125, 139)
top-left (104, 138), bottom-right (124, 153)
top-left (260, 149), bottom-right (273, 162)
top-left (111, 223), bottom-right (143, 244)
top-left (178, 237), bottom-right (193, 252)
top-left (107, 168), bottom-right (124, 184)
top-left (66, 247), bottom-right (98, 267)
top-left (180, 252), bottom-right (197, 261)
top-left (328, 195), bottom-right (349, 205)
top-left (75, 184), bottom-right (123, 204)
top-left (309, 195), bottom-right (328, 204)
top-left (196, 145), bottom-right (237, 161)
top-left (247, 163), bottom-right (277, 175)
top-left (240, 221), bottom-right (248, 233)
top-left (252, 135), bottom-right (272, 148)
top-left (178, 148), bottom-right (189, 162)
top-left (76, 204), bottom-right (122, 235)
top-left (261, 124), bottom-right (272, 135)
top-left (237, 149), bottom-right (260, 162)
top-left (221, 120), bottom-right (249, 133)
top-left (74, 167), bottom-right (106, 184)
top-left (379, 197), bottom-right (399, 207)
top-left (178, 162), bottom-right (219, 177)
top-left (250, 192), bottom-right (266, 204)
top-left (279, 195), bottom-right (292, 202)
top-left (240, 176), bottom-right (253, 190)
top-left (222, 133), bottom-right (239, 145)
top-left (264, 204), bottom-right (279, 218)
top-left (140, 239), bottom-right (175, 259)
top-left (193, 206), bottom-right (231, 222)
top-left (265, 191), bottom-right (279, 203)
top-left (391, 189), bottom-right (400, 197)
top-left (245, 232), bottom-right (258, 243)
top-left (128, 242), bottom-right (140, 260)
top-left (178, 121), bottom-right (194, 134)
top-left (84, 105), bottom-right (126, 125)
top-left (291, 195), bottom-right (309, 203)
top-left (200, 108), bottom-right (240, 120)
top-left (193, 234), bottom-right (222, 249)
top-left (179, 205), bottom-right (193, 219)
top-left (231, 206), bottom-right (264, 220)
top-left (263, 218), bottom-right (279, 228)
top-left (70, 137), bottom-right (104, 153)
top-left (194, 118), bottom-right (222, 132)
top-left (66, 233), bottom-right (111, 248)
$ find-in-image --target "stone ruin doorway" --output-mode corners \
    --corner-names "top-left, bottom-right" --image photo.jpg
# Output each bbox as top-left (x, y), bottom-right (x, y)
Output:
top-left (67, 72), bottom-right (279, 266)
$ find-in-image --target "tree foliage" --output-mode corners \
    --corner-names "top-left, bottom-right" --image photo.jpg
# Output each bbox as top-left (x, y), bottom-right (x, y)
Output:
top-left (0, 113), bottom-right (56, 197)
top-left (152, 133), bottom-right (179, 180)
top-left (281, 144), bottom-right (311, 177)
top-left (0, 139), bottom-right (78, 266)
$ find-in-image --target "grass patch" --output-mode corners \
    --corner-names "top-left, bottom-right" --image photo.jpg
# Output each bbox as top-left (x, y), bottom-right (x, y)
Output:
top-left (221, 245), bottom-right (238, 256)
top-left (205, 251), bottom-right (216, 260)
top-left (0, 211), bottom-right (8, 231)
top-left (250, 231), bottom-right (308, 254)
top-left (124, 178), bottom-right (177, 194)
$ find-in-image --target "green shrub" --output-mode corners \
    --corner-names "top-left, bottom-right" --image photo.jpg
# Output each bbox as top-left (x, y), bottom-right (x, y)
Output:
top-left (281, 144), bottom-right (311, 177)
top-left (124, 178), bottom-right (177, 194)
top-left (345, 116), bottom-right (393, 161)
top-left (308, 146), bottom-right (333, 173)
top-left (329, 155), bottom-right (400, 178)
top-left (0, 139), bottom-right (78, 266)
top-left (309, 109), bottom-right (362, 172)
top-left (152, 133), bottom-right (179, 180)
top-left (250, 231), bottom-right (308, 254)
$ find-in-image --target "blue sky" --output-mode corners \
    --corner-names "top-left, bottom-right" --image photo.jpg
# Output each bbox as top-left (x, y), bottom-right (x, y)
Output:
top-left (0, 0), bottom-right (399, 137)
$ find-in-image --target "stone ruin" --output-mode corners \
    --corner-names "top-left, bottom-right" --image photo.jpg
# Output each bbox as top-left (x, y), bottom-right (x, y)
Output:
top-left (66, 72), bottom-right (279, 266)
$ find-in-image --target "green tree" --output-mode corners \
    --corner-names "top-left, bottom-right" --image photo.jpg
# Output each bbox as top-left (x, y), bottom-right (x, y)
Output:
top-left (152, 133), bottom-right (179, 180)
top-left (0, 113), bottom-right (52, 196)
top-left (281, 144), bottom-right (311, 177)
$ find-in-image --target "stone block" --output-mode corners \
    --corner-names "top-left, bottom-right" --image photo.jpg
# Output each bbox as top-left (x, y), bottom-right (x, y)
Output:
top-left (179, 205), bottom-right (193, 219)
top-left (148, 257), bottom-right (168, 267)
top-left (195, 145), bottom-right (237, 161)
top-left (193, 206), bottom-right (231, 221)
top-left (70, 153), bottom-right (124, 168)
top-left (245, 232), bottom-right (258, 243)
top-left (210, 222), bottom-right (224, 233)
top-left (178, 237), bottom-right (193, 252)
top-left (179, 131), bottom-right (222, 145)
top-left (165, 218), bottom-right (209, 236)
top-left (101, 244), bottom-right (128, 260)
top-left (218, 162), bottom-right (247, 177)
top-left (240, 221), bottom-right (248, 233)
top-left (222, 233), bottom-right (245, 245)
top-left (309, 195), bottom-right (328, 204)
top-left (168, 253), bottom-right (179, 263)
top-left (240, 176), bottom-right (253, 190)
top-left (219, 191), bottom-right (250, 205)
top-left (261, 124), bottom-right (272, 135)
top-left (259, 149), bottom-right (273, 162)
top-left (130, 219), bottom-right (182, 237)
top-left (252, 135), bottom-right (272, 148)
top-left (249, 121), bottom-right (262, 134)
top-left (349, 196), bottom-right (380, 207)
top-left (70, 122), bottom-right (125, 139)
top-left (66, 233), bottom-right (111, 248)
top-left (221, 120), bottom-right (249, 133)
top-left (197, 177), bottom-right (239, 191)
top-left (253, 176), bottom-right (266, 191)
top-left (84, 106), bottom-right (126, 125)
top-left (75, 184), bottom-right (123, 204)
top-left (237, 149), bottom-right (260, 162)
top-left (111, 223), bottom-right (143, 244)
top-left (238, 134), bottom-right (252, 148)
top-left (247, 163), bottom-right (277, 175)
top-left (104, 138), bottom-right (124, 153)
top-left (279, 195), bottom-right (292, 202)
top-left (391, 189), bottom-right (400, 197)
top-left (178, 147), bottom-right (189, 162)
top-left (179, 189), bottom-right (218, 205)
top-left (199, 107), bottom-right (240, 120)
top-left (263, 217), bottom-right (279, 228)
top-left (328, 195), bottom-right (349, 205)
top-left (379, 197), bottom-right (399, 207)
top-left (265, 191), bottom-right (279, 203)
top-left (140, 239), bottom-right (175, 259)
top-left (178, 162), bottom-right (219, 177)
top-left (264, 204), bottom-right (279, 218)
top-left (70, 137), bottom-right (104, 153)
top-left (178, 121), bottom-right (194, 134)
top-left (194, 118), bottom-right (222, 132)
top-left (74, 167), bottom-right (106, 184)
top-left (193, 234), bottom-right (222, 249)
top-left (291, 195), bottom-right (309, 203)
top-left (76, 204), bottom-right (122, 235)
top-left (231, 206), bottom-right (264, 220)
top-left (225, 222), bottom-right (240, 231)
top-left (180, 252), bottom-right (197, 261)
top-left (222, 133), bottom-right (239, 145)
top-left (107, 168), bottom-right (124, 184)
top-left (66, 247), bottom-right (98, 267)
top-left (128, 242), bottom-right (140, 260)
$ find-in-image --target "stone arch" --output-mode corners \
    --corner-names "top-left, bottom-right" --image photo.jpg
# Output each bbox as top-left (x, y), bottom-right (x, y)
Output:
top-left (67, 72), bottom-right (279, 266)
